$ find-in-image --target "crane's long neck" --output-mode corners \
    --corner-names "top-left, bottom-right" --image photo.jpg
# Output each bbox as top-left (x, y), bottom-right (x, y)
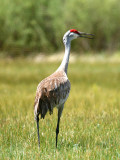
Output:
top-left (58, 41), bottom-right (71, 74)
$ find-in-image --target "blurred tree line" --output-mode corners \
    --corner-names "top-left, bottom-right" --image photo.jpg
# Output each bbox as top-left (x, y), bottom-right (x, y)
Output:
top-left (0, 0), bottom-right (120, 56)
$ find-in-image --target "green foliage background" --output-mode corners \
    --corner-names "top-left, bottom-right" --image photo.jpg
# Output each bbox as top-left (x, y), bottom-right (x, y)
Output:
top-left (0, 0), bottom-right (120, 56)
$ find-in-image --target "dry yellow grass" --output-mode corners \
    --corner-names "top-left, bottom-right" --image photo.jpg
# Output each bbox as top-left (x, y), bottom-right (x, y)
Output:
top-left (0, 58), bottom-right (120, 159)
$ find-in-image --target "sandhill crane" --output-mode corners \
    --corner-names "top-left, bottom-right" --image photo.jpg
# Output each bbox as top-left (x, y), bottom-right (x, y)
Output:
top-left (34, 29), bottom-right (94, 148)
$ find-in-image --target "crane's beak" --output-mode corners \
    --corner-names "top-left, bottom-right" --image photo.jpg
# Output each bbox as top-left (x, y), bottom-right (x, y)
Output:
top-left (78, 32), bottom-right (94, 39)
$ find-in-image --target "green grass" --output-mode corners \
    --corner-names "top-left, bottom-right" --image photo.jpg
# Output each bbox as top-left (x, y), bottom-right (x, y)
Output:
top-left (0, 58), bottom-right (120, 159)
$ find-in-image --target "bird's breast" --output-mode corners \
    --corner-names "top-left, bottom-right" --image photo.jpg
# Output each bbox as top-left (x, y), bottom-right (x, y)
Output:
top-left (48, 79), bottom-right (71, 108)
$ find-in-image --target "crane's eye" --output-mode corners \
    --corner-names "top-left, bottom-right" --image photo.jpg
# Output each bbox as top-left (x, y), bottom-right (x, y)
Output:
top-left (69, 32), bottom-right (74, 36)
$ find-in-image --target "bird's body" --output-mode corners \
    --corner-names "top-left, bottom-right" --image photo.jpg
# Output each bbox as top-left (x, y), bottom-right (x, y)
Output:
top-left (34, 29), bottom-right (94, 148)
top-left (34, 69), bottom-right (70, 119)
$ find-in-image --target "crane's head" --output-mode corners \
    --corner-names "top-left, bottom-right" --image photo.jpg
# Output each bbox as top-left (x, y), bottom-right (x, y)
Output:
top-left (63, 29), bottom-right (94, 45)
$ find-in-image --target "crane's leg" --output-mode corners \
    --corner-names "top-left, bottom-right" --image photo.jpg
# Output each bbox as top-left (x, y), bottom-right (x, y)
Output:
top-left (36, 116), bottom-right (40, 148)
top-left (56, 116), bottom-right (60, 148)
top-left (56, 104), bottom-right (64, 148)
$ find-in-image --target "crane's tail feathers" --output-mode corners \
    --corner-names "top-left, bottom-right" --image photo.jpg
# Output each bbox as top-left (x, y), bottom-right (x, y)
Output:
top-left (34, 99), bottom-right (53, 120)
top-left (39, 99), bottom-right (53, 119)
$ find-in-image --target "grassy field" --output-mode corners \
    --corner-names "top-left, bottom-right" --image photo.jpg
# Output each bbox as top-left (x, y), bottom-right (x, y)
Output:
top-left (0, 58), bottom-right (120, 159)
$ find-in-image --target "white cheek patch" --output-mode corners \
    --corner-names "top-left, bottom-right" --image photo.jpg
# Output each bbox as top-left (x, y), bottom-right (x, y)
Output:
top-left (69, 32), bottom-right (78, 39)
top-left (74, 34), bottom-right (78, 39)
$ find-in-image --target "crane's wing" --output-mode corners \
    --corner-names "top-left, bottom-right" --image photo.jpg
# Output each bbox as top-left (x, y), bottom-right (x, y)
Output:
top-left (34, 74), bottom-right (70, 119)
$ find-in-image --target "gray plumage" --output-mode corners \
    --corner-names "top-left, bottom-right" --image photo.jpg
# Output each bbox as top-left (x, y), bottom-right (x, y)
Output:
top-left (34, 70), bottom-right (70, 119)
